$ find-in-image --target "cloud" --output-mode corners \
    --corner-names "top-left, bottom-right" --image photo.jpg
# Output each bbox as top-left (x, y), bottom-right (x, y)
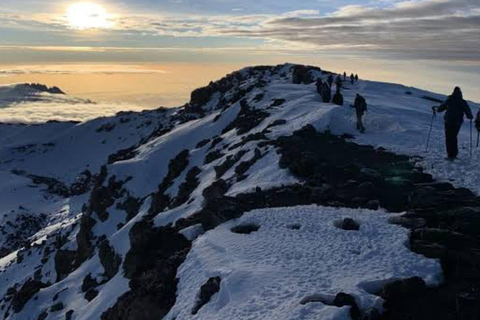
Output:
top-left (222, 0), bottom-right (480, 60)
top-left (0, 101), bottom-right (148, 123)
top-left (0, 64), bottom-right (168, 75)
top-left (1, 0), bottom-right (479, 61)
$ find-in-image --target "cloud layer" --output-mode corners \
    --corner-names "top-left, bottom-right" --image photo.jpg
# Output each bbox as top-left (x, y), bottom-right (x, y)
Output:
top-left (1, 0), bottom-right (478, 61)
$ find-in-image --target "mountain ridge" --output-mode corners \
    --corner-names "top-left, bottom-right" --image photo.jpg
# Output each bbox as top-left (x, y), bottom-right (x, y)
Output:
top-left (0, 63), bottom-right (479, 320)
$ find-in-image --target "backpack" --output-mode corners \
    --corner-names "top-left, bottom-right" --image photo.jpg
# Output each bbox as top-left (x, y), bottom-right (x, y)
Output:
top-left (357, 97), bottom-right (367, 113)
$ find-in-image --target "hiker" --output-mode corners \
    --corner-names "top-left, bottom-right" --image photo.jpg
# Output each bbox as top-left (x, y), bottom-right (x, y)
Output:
top-left (321, 83), bottom-right (332, 103)
top-left (476, 109), bottom-right (480, 132)
top-left (352, 94), bottom-right (367, 133)
top-left (335, 75), bottom-right (342, 89)
top-left (327, 74), bottom-right (334, 87)
top-left (355, 74), bottom-right (359, 82)
top-left (350, 74), bottom-right (355, 85)
top-left (434, 87), bottom-right (473, 159)
top-left (476, 109), bottom-right (480, 147)
top-left (316, 78), bottom-right (323, 95)
top-left (332, 87), bottom-right (344, 106)
top-left (343, 72), bottom-right (347, 81)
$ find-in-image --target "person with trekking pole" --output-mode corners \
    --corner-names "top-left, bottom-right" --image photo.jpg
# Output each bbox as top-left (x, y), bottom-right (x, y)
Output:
top-left (433, 87), bottom-right (473, 160)
top-left (475, 109), bottom-right (480, 148)
top-left (425, 106), bottom-right (436, 152)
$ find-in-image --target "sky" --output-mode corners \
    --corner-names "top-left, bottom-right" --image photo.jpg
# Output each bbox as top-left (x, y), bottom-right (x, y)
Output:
top-left (0, 0), bottom-right (479, 121)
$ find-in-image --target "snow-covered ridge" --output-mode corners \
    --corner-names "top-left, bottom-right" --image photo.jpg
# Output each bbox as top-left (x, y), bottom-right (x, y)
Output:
top-left (0, 63), bottom-right (478, 320)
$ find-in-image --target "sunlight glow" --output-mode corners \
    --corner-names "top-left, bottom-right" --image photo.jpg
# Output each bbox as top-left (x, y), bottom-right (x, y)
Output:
top-left (66, 2), bottom-right (112, 30)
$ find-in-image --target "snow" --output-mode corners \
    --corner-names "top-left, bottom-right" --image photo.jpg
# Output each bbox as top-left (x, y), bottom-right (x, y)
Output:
top-left (167, 205), bottom-right (442, 320)
top-left (0, 64), bottom-right (477, 320)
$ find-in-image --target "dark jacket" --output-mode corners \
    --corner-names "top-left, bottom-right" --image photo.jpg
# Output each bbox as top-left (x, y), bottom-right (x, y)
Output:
top-left (476, 110), bottom-right (480, 131)
top-left (332, 92), bottom-right (343, 106)
top-left (353, 95), bottom-right (367, 115)
top-left (438, 90), bottom-right (473, 125)
top-left (321, 84), bottom-right (331, 103)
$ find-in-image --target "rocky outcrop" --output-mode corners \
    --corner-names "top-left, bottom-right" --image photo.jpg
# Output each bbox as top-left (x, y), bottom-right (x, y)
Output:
top-left (11, 279), bottom-right (47, 313)
top-left (102, 221), bottom-right (191, 320)
top-left (292, 65), bottom-right (321, 84)
top-left (99, 240), bottom-right (122, 279)
top-left (192, 277), bottom-right (222, 315)
top-left (150, 150), bottom-right (190, 214)
top-left (222, 99), bottom-right (269, 135)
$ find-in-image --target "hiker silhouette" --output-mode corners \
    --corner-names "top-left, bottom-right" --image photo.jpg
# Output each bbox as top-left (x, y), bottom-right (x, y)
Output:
top-left (352, 94), bottom-right (367, 133)
top-left (434, 87), bottom-right (473, 159)
top-left (332, 87), bottom-right (344, 106)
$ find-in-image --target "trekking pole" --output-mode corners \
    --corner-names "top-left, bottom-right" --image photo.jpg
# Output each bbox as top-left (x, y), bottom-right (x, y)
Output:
top-left (477, 131), bottom-right (479, 148)
top-left (470, 120), bottom-right (473, 157)
top-left (426, 107), bottom-right (436, 152)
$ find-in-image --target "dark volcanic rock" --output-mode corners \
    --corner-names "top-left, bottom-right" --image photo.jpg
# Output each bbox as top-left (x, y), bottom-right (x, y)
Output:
top-left (12, 279), bottom-right (47, 313)
top-left (192, 277), bottom-right (222, 315)
top-left (99, 240), bottom-right (122, 279)
top-left (231, 224), bottom-right (260, 234)
top-left (222, 99), bottom-right (269, 135)
top-left (336, 218), bottom-right (360, 231)
top-left (292, 65), bottom-right (318, 84)
top-left (54, 250), bottom-right (76, 282)
top-left (102, 222), bottom-right (191, 320)
top-left (333, 292), bottom-right (360, 320)
top-left (150, 149), bottom-right (190, 214)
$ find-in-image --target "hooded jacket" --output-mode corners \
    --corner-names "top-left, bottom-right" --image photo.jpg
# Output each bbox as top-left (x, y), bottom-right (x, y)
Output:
top-left (438, 88), bottom-right (473, 125)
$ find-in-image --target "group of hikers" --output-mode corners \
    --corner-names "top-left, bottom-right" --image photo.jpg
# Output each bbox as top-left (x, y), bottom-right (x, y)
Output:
top-left (315, 72), bottom-right (480, 159)
top-left (316, 72), bottom-right (366, 133)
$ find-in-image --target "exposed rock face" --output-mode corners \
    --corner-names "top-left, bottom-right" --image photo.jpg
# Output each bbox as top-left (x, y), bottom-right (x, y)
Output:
top-left (292, 65), bottom-right (320, 84)
top-left (222, 99), bottom-right (269, 135)
top-left (54, 250), bottom-right (76, 282)
top-left (0, 213), bottom-right (47, 258)
top-left (11, 279), bottom-right (46, 313)
top-left (192, 277), bottom-right (222, 315)
top-left (99, 240), bottom-right (122, 279)
top-left (150, 149), bottom-right (190, 214)
top-left (102, 222), bottom-right (191, 320)
top-left (231, 224), bottom-right (260, 234)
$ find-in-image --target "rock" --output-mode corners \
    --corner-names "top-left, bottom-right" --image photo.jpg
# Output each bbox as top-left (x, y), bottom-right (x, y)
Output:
top-left (336, 218), bottom-right (360, 231)
top-left (192, 277), bottom-right (222, 315)
top-left (99, 241), bottom-right (122, 279)
top-left (271, 99), bottom-right (286, 107)
top-left (222, 100), bottom-right (269, 135)
top-left (388, 215), bottom-right (426, 229)
top-left (12, 279), bottom-right (47, 313)
top-left (172, 167), bottom-right (202, 207)
top-left (292, 65), bottom-right (316, 84)
top-left (75, 213), bottom-right (97, 267)
top-left (333, 292), bottom-right (360, 320)
top-left (380, 277), bottom-right (426, 300)
top-left (65, 310), bottom-right (74, 320)
top-left (50, 302), bottom-right (64, 312)
top-left (54, 250), bottom-right (76, 282)
top-left (455, 291), bottom-right (480, 320)
top-left (231, 224), bottom-right (260, 234)
top-left (37, 310), bottom-right (48, 320)
top-left (102, 224), bottom-right (191, 320)
top-left (82, 274), bottom-right (99, 293)
top-left (85, 289), bottom-right (99, 302)
top-left (235, 149), bottom-right (263, 177)
top-left (202, 180), bottom-right (230, 202)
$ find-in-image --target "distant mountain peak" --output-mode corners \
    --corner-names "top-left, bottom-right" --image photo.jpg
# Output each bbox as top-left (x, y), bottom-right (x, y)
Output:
top-left (23, 83), bottom-right (65, 95)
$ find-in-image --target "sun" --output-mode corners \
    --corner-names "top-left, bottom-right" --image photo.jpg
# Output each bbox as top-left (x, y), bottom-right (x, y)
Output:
top-left (66, 2), bottom-right (111, 30)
